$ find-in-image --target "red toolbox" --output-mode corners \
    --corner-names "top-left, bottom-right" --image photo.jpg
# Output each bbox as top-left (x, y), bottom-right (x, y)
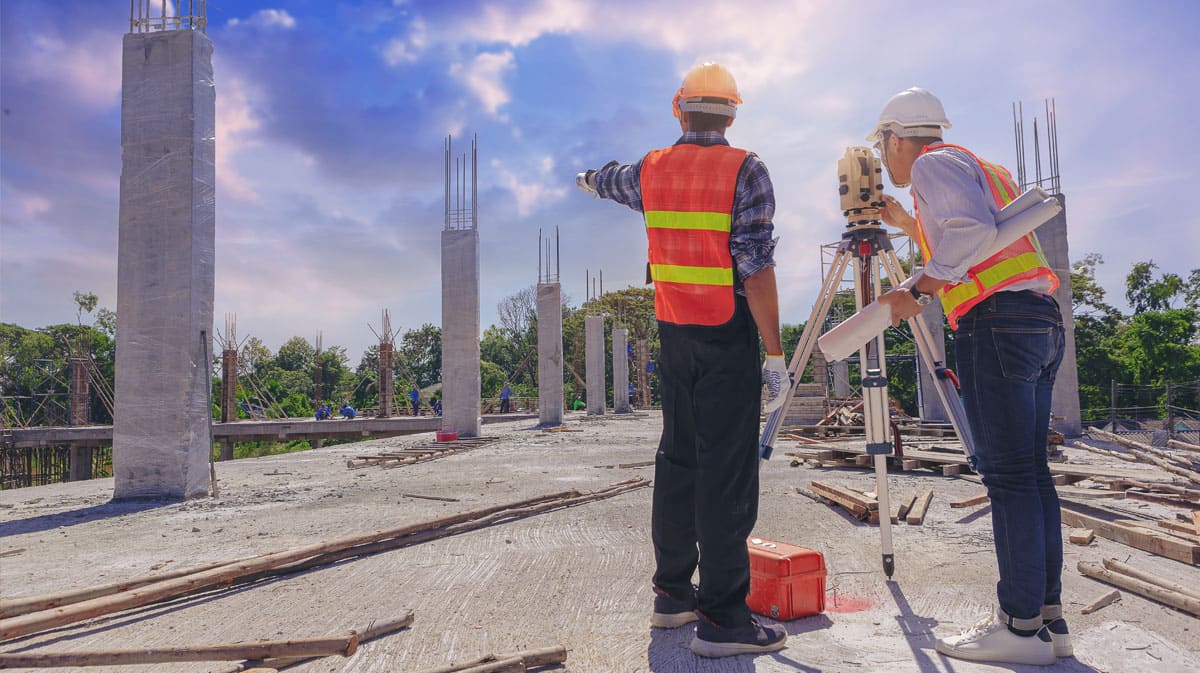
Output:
top-left (435, 430), bottom-right (458, 442)
top-left (746, 537), bottom-right (826, 620)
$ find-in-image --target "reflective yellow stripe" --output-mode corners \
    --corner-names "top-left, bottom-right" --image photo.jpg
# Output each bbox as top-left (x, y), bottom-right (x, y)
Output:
top-left (980, 164), bottom-right (1017, 205)
top-left (940, 282), bottom-right (978, 309)
top-left (650, 264), bottom-right (734, 286)
top-left (645, 210), bottom-right (731, 232)
top-left (974, 251), bottom-right (1046, 287)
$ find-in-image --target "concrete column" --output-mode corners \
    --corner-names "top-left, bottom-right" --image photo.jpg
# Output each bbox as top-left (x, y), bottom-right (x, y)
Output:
top-left (537, 282), bottom-right (563, 426)
top-left (441, 228), bottom-right (481, 437)
top-left (113, 28), bottom-right (215, 500)
top-left (612, 327), bottom-right (631, 414)
top-left (1039, 194), bottom-right (1082, 436)
top-left (915, 289), bottom-right (950, 424)
top-left (832, 359), bottom-right (851, 399)
top-left (585, 315), bottom-right (605, 416)
top-left (378, 343), bottom-right (394, 418)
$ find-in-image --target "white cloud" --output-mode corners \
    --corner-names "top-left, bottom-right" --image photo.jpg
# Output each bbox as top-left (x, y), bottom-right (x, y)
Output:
top-left (16, 32), bottom-right (121, 109)
top-left (215, 75), bottom-right (264, 203)
top-left (492, 155), bottom-right (568, 217)
top-left (450, 51), bottom-right (516, 116)
top-left (383, 17), bottom-right (427, 65)
top-left (228, 9), bottom-right (297, 29)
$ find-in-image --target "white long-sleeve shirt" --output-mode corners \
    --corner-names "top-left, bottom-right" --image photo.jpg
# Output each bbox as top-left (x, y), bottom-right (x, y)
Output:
top-left (911, 145), bottom-right (1055, 294)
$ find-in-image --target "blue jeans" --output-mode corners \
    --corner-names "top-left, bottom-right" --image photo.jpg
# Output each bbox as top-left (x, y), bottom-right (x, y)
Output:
top-left (954, 290), bottom-right (1065, 623)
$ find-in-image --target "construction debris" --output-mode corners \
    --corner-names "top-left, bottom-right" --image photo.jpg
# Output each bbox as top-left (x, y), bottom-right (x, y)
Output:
top-left (411, 646), bottom-right (567, 673)
top-left (949, 493), bottom-right (989, 509)
top-left (1060, 505), bottom-right (1200, 565)
top-left (906, 489), bottom-right (934, 525)
top-left (0, 630), bottom-right (361, 668)
top-left (1078, 559), bottom-right (1200, 617)
top-left (1069, 528), bottom-right (1095, 545)
top-left (1080, 589), bottom-right (1121, 615)
top-left (0, 479), bottom-right (649, 641)
top-left (217, 614), bottom-right (415, 673)
top-left (808, 481), bottom-right (879, 523)
top-left (347, 437), bottom-right (500, 469)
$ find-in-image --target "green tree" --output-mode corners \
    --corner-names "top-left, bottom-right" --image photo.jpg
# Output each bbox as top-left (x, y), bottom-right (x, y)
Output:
top-left (276, 337), bottom-right (316, 372)
top-left (1125, 260), bottom-right (1185, 313)
top-left (400, 324), bottom-right (442, 389)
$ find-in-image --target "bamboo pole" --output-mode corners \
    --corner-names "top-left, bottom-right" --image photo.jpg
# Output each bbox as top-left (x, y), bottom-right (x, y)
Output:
top-left (0, 632), bottom-right (358, 668)
top-left (1087, 429), bottom-right (1200, 483)
top-left (219, 612), bottom-right (414, 673)
top-left (0, 558), bottom-right (245, 619)
top-left (1079, 589), bottom-right (1120, 615)
top-left (1101, 558), bottom-right (1200, 602)
top-left (1, 482), bottom-right (644, 641)
top-left (1077, 561), bottom-right (1200, 616)
top-left (457, 657), bottom-right (524, 673)
top-left (228, 481), bottom-right (650, 587)
top-left (412, 647), bottom-right (566, 673)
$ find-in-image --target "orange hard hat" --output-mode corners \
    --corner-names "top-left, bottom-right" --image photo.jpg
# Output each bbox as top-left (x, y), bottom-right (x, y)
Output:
top-left (673, 62), bottom-right (742, 120)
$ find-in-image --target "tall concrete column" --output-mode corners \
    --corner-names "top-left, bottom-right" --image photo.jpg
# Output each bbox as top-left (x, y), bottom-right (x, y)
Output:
top-left (585, 315), bottom-right (605, 416)
top-left (112, 28), bottom-right (215, 500)
top-left (915, 282), bottom-right (950, 424)
top-left (441, 228), bottom-right (481, 437)
top-left (612, 327), bottom-right (631, 414)
top-left (832, 358), bottom-right (851, 399)
top-left (537, 282), bottom-right (563, 426)
top-left (1039, 194), bottom-right (1082, 436)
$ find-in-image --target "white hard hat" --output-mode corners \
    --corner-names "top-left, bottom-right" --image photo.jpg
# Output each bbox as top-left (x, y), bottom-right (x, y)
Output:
top-left (866, 87), bottom-right (952, 143)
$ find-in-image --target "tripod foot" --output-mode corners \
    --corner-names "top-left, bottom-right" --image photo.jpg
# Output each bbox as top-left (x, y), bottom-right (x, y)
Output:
top-left (883, 554), bottom-right (895, 579)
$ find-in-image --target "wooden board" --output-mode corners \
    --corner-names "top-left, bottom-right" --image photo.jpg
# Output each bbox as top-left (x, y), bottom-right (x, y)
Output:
top-left (950, 493), bottom-right (989, 509)
top-left (906, 489), bottom-right (934, 525)
top-left (1059, 507), bottom-right (1199, 565)
top-left (1069, 528), bottom-right (1095, 545)
top-left (1056, 485), bottom-right (1125, 500)
top-left (809, 481), bottom-right (879, 524)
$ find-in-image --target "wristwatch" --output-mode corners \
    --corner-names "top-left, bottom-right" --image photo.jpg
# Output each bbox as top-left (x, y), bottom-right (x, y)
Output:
top-left (908, 286), bottom-right (933, 306)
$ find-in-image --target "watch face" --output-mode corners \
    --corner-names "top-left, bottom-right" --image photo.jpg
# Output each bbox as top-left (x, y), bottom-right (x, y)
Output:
top-left (916, 294), bottom-right (932, 305)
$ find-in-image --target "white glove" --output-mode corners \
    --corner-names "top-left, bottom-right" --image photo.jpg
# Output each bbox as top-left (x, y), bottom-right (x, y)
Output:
top-left (576, 170), bottom-right (598, 197)
top-left (761, 354), bottom-right (789, 414)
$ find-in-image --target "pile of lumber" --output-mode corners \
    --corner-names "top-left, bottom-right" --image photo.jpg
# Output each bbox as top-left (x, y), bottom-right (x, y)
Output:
top-left (0, 479), bottom-right (650, 642)
top-left (1060, 504), bottom-right (1199, 565)
top-left (1078, 557), bottom-right (1200, 617)
top-left (347, 437), bottom-right (499, 469)
top-left (802, 481), bottom-right (935, 527)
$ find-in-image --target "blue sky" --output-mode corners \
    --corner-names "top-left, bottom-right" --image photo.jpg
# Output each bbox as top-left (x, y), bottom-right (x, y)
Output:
top-left (2, 0), bottom-right (1198, 363)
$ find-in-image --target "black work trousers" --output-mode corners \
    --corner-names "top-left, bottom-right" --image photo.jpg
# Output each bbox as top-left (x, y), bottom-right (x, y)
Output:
top-left (651, 297), bottom-right (761, 627)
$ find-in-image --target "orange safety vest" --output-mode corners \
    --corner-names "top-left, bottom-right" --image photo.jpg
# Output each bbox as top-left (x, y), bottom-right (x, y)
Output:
top-left (640, 143), bottom-right (748, 326)
top-left (912, 143), bottom-right (1059, 329)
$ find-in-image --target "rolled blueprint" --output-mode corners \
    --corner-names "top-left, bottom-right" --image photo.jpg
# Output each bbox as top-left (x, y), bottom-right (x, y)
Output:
top-left (817, 188), bottom-right (1061, 362)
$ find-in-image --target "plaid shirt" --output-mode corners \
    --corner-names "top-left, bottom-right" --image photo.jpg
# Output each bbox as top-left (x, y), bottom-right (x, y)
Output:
top-left (593, 131), bottom-right (777, 292)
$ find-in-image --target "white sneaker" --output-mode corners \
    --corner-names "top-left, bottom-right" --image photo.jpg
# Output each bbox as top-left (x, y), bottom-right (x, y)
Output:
top-left (1041, 605), bottom-right (1073, 657)
top-left (936, 609), bottom-right (1055, 666)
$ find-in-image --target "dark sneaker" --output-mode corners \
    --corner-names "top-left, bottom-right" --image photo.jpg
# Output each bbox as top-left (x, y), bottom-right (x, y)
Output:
top-left (651, 587), bottom-right (698, 628)
top-left (691, 617), bottom-right (787, 658)
top-left (1041, 605), bottom-right (1073, 658)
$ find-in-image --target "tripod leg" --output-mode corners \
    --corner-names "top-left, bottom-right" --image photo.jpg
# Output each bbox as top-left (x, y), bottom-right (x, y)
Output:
top-left (877, 250), bottom-right (979, 468)
top-left (759, 248), bottom-right (854, 459)
top-left (856, 253), bottom-right (895, 578)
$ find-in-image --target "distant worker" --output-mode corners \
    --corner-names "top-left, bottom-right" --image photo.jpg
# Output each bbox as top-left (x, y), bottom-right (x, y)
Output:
top-left (571, 396), bottom-right (586, 411)
top-left (339, 403), bottom-right (356, 419)
top-left (577, 62), bottom-right (788, 658)
top-left (500, 384), bottom-right (512, 414)
top-left (409, 386), bottom-right (420, 416)
top-left (432, 397), bottom-right (442, 416)
top-left (871, 87), bottom-right (1065, 666)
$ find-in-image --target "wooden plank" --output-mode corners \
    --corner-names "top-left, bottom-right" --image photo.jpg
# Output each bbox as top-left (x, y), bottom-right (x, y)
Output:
top-left (1049, 463), bottom-right (1182, 484)
top-left (900, 458), bottom-right (921, 471)
top-left (941, 464), bottom-right (962, 477)
top-left (1124, 490), bottom-right (1200, 510)
top-left (1068, 528), bottom-right (1095, 545)
top-left (1080, 589), bottom-right (1121, 615)
top-left (1123, 521), bottom-right (1200, 545)
top-left (1055, 485), bottom-right (1124, 500)
top-left (1059, 507), bottom-right (1199, 565)
top-left (1195, 511), bottom-right (1200, 535)
top-left (1051, 474), bottom-right (1070, 486)
top-left (906, 489), bottom-right (934, 525)
top-left (809, 481), bottom-right (879, 523)
top-left (896, 493), bottom-right (917, 522)
top-left (949, 493), bottom-right (989, 509)
top-left (1159, 520), bottom-right (1200, 537)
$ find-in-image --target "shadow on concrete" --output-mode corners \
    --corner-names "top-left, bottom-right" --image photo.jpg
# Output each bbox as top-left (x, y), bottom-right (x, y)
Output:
top-left (955, 504), bottom-right (992, 525)
top-left (0, 499), bottom-right (169, 537)
top-left (888, 580), bottom-right (946, 673)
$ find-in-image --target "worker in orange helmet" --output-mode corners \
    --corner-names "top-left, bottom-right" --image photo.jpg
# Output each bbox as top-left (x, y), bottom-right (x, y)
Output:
top-left (577, 62), bottom-right (788, 658)
top-left (872, 87), bottom-right (1066, 666)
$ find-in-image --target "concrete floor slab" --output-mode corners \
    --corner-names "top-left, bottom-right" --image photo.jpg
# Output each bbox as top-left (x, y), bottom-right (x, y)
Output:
top-left (1, 414), bottom-right (1196, 672)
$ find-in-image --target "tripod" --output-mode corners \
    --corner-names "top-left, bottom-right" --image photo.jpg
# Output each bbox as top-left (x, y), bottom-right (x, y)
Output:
top-left (759, 215), bottom-right (979, 580)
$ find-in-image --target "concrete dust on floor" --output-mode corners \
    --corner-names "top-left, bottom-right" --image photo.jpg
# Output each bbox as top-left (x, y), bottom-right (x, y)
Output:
top-left (1, 412), bottom-right (1197, 673)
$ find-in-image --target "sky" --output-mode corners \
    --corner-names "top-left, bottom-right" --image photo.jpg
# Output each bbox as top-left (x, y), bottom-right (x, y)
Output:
top-left (2, 0), bottom-right (1199, 364)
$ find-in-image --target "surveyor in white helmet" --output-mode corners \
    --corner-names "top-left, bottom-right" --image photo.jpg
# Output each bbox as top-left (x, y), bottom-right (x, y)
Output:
top-left (576, 62), bottom-right (787, 658)
top-left (871, 87), bottom-right (1067, 666)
